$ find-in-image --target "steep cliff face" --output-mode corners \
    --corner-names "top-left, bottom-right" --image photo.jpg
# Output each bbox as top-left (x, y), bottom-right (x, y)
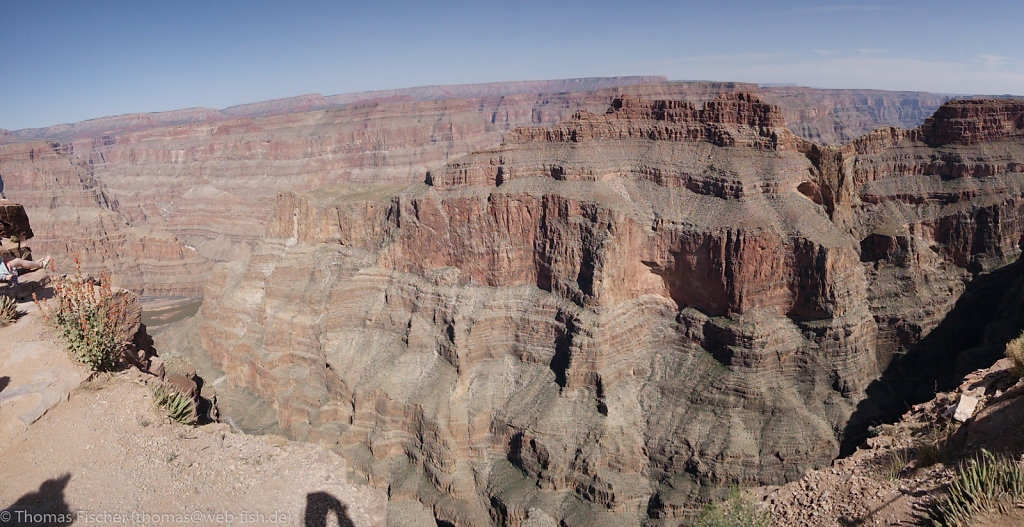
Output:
top-left (0, 93), bottom-right (595, 294)
top-left (827, 99), bottom-right (1024, 433)
top-left (0, 81), bottom-right (953, 301)
top-left (185, 94), bottom-right (1024, 526)
top-left (0, 141), bottom-right (204, 297)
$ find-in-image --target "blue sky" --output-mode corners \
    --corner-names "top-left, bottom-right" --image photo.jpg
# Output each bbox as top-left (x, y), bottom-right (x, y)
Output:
top-left (2, 0), bottom-right (1023, 130)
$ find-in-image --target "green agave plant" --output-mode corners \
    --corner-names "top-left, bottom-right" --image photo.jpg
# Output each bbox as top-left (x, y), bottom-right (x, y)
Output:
top-left (0, 294), bottom-right (20, 326)
top-left (930, 450), bottom-right (1024, 527)
top-left (151, 383), bottom-right (197, 426)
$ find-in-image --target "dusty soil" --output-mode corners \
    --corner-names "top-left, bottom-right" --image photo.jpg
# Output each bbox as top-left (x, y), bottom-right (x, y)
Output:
top-left (0, 295), bottom-right (89, 448)
top-left (0, 292), bottom-right (386, 527)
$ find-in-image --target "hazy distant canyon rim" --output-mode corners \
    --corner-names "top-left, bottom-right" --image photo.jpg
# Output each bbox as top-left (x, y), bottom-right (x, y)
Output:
top-left (4, 77), bottom-right (1022, 526)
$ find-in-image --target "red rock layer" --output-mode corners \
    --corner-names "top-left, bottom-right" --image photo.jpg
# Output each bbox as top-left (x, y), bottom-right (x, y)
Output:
top-left (504, 93), bottom-right (785, 148)
top-left (922, 98), bottom-right (1024, 146)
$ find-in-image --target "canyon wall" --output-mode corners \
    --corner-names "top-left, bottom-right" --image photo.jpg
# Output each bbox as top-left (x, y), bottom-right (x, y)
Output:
top-left (0, 80), bottom-right (950, 301)
top-left (187, 95), bottom-right (1024, 525)
top-left (0, 141), bottom-right (204, 296)
top-left (2, 80), bottom-right (662, 298)
top-left (759, 86), bottom-right (952, 144)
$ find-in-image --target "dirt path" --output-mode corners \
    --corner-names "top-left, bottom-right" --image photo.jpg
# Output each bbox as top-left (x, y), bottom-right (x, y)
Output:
top-left (0, 294), bottom-right (386, 527)
top-left (0, 298), bottom-right (89, 449)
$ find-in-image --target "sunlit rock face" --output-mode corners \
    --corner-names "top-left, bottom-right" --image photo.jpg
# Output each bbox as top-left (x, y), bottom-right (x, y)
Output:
top-left (189, 95), bottom-right (1024, 525)
top-left (0, 81), bottom-right (947, 302)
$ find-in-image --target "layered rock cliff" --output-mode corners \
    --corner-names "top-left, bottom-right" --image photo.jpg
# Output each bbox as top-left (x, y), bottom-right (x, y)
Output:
top-left (0, 81), bottom-right (951, 302)
top-left (0, 88), bottom-right (626, 296)
top-left (0, 142), bottom-right (203, 297)
top-left (183, 95), bottom-right (1024, 525)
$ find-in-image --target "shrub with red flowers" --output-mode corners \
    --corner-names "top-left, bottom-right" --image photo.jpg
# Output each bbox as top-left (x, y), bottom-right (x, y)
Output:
top-left (35, 257), bottom-right (132, 371)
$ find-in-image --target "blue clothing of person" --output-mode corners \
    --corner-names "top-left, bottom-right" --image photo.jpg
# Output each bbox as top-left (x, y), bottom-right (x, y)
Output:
top-left (0, 260), bottom-right (17, 286)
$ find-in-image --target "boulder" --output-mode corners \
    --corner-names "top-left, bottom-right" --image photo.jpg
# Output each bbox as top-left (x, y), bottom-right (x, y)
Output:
top-left (953, 394), bottom-right (980, 422)
top-left (0, 199), bottom-right (32, 241)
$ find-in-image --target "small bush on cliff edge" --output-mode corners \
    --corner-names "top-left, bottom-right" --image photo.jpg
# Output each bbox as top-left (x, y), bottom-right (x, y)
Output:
top-left (1005, 331), bottom-right (1024, 377)
top-left (691, 487), bottom-right (771, 527)
top-left (35, 257), bottom-right (133, 371)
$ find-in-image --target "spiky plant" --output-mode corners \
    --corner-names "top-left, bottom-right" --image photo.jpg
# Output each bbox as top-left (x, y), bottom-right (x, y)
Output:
top-left (151, 383), bottom-right (197, 425)
top-left (930, 450), bottom-right (1024, 527)
top-left (0, 294), bottom-right (20, 326)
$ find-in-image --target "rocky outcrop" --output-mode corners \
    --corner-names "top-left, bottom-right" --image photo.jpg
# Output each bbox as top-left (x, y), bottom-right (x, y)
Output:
top-left (757, 356), bottom-right (1024, 526)
top-left (921, 98), bottom-right (1024, 146)
top-left (502, 93), bottom-right (785, 147)
top-left (178, 94), bottom-right (1024, 526)
top-left (0, 199), bottom-right (33, 241)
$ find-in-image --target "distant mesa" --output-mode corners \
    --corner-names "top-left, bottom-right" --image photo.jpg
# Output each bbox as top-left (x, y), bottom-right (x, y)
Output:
top-left (1, 76), bottom-right (668, 143)
top-left (921, 98), bottom-right (1024, 146)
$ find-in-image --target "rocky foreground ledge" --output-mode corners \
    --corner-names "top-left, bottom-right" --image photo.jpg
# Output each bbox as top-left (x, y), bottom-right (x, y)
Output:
top-left (0, 278), bottom-right (386, 526)
top-left (753, 357), bottom-right (1024, 526)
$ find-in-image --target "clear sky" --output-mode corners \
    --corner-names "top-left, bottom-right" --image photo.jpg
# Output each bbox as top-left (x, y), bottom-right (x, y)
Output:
top-left (2, 0), bottom-right (1023, 130)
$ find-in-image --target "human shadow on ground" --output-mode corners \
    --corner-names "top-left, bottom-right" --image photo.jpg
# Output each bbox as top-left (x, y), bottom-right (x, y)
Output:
top-left (1, 474), bottom-right (74, 526)
top-left (303, 491), bottom-right (355, 527)
top-left (841, 257), bottom-right (1024, 456)
top-left (0, 376), bottom-right (8, 394)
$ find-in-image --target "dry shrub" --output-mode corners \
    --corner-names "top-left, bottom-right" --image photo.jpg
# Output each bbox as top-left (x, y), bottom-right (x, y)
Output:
top-left (1005, 331), bottom-right (1024, 377)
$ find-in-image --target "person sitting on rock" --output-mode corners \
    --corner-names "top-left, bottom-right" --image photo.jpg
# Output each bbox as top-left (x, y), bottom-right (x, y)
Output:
top-left (0, 255), bottom-right (51, 286)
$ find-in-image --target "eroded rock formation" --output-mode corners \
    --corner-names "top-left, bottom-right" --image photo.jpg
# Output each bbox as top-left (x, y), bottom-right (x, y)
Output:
top-left (0, 81), bottom-right (950, 302)
top-left (182, 95), bottom-right (1024, 525)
